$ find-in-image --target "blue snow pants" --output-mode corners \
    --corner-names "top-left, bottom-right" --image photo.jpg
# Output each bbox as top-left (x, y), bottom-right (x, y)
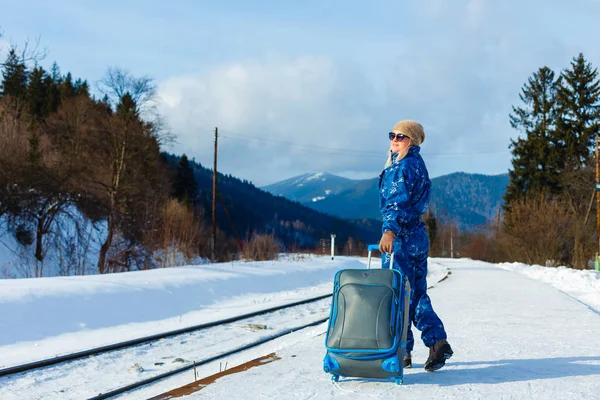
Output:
top-left (382, 237), bottom-right (447, 353)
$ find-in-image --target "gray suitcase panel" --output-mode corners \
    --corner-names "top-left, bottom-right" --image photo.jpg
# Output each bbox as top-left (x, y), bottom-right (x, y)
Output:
top-left (326, 283), bottom-right (396, 350)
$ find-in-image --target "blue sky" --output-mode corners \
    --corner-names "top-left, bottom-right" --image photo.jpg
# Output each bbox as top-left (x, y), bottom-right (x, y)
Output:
top-left (2, 0), bottom-right (600, 186)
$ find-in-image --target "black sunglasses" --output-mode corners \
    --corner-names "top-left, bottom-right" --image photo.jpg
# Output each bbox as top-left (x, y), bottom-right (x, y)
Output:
top-left (389, 132), bottom-right (409, 142)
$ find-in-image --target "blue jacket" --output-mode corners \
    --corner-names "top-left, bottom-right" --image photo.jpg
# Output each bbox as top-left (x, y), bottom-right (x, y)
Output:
top-left (378, 146), bottom-right (431, 253)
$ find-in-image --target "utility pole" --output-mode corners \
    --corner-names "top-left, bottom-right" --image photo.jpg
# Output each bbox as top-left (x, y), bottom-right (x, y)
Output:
top-left (211, 127), bottom-right (218, 262)
top-left (594, 134), bottom-right (600, 271)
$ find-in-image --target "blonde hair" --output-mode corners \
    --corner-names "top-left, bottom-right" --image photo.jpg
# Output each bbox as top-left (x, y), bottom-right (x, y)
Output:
top-left (384, 141), bottom-right (410, 168)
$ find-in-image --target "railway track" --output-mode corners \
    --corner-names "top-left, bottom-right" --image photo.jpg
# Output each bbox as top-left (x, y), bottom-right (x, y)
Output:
top-left (0, 294), bottom-right (333, 400)
top-left (89, 317), bottom-right (328, 400)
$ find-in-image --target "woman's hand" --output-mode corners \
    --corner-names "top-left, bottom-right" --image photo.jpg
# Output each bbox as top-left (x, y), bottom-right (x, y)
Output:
top-left (378, 231), bottom-right (396, 253)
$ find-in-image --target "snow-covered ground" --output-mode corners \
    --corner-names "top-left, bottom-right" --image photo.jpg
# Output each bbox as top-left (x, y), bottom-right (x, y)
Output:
top-left (497, 261), bottom-right (600, 312)
top-left (180, 259), bottom-right (600, 400)
top-left (1, 256), bottom-right (599, 399)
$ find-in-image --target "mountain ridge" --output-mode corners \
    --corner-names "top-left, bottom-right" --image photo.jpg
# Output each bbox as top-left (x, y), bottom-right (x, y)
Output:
top-left (261, 171), bottom-right (510, 231)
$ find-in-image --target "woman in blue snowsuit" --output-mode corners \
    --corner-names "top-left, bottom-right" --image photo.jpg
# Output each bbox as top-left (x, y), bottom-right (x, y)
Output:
top-left (378, 120), bottom-right (453, 372)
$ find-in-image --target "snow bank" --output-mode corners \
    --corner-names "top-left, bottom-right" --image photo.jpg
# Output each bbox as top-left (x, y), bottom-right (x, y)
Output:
top-left (497, 262), bottom-right (600, 313)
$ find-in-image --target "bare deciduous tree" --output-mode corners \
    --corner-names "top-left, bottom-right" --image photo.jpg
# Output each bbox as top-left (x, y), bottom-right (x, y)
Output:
top-left (243, 232), bottom-right (281, 261)
top-left (501, 194), bottom-right (575, 266)
top-left (93, 68), bottom-right (172, 273)
top-left (144, 199), bottom-right (205, 267)
top-left (0, 35), bottom-right (48, 68)
top-left (98, 67), bottom-right (156, 115)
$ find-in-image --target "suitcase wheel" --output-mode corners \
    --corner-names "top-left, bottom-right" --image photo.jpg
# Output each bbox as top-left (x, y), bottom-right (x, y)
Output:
top-left (395, 377), bottom-right (403, 385)
top-left (331, 374), bottom-right (340, 382)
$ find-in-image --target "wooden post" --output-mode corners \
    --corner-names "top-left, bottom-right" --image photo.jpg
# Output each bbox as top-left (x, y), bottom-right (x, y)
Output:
top-left (594, 134), bottom-right (600, 269)
top-left (211, 127), bottom-right (218, 262)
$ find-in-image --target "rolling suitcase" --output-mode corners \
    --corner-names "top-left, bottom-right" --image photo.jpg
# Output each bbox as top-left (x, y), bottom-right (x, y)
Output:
top-left (323, 244), bottom-right (411, 384)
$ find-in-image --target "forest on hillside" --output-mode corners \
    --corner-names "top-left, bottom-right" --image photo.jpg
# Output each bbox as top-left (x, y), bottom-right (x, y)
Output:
top-left (0, 36), bottom-right (380, 278)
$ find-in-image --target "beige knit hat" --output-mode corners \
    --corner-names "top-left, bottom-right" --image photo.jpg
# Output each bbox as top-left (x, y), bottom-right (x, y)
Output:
top-left (391, 120), bottom-right (425, 146)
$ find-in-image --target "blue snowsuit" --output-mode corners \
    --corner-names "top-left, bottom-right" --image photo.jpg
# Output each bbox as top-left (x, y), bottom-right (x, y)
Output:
top-left (378, 146), bottom-right (447, 352)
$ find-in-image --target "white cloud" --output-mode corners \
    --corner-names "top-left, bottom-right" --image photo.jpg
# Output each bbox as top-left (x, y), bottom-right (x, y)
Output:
top-left (157, 55), bottom-right (378, 185)
top-left (156, 29), bottom-right (565, 186)
top-left (154, 0), bottom-right (600, 186)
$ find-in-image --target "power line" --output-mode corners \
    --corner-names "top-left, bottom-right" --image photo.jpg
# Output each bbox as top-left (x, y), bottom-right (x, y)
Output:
top-left (219, 130), bottom-right (381, 156)
top-left (424, 150), bottom-right (511, 157)
top-left (215, 129), bottom-right (511, 158)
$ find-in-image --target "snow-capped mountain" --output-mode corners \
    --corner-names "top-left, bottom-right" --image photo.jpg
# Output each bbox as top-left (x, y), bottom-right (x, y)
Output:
top-left (309, 172), bottom-right (510, 230)
top-left (261, 172), bottom-right (356, 204)
top-left (263, 171), bottom-right (510, 231)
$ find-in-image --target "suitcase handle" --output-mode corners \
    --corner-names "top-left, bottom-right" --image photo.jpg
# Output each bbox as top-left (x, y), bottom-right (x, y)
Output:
top-left (367, 245), bottom-right (393, 269)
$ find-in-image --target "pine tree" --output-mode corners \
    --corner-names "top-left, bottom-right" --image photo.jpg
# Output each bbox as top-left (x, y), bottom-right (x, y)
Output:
top-left (172, 154), bottom-right (197, 207)
top-left (43, 62), bottom-right (62, 115)
top-left (555, 53), bottom-right (600, 171)
top-left (50, 62), bottom-right (61, 82)
top-left (116, 92), bottom-right (138, 120)
top-left (43, 73), bottom-right (60, 116)
top-left (74, 78), bottom-right (90, 97)
top-left (60, 72), bottom-right (76, 100)
top-left (1, 48), bottom-right (28, 99)
top-left (26, 66), bottom-right (48, 121)
top-left (505, 66), bottom-right (560, 206)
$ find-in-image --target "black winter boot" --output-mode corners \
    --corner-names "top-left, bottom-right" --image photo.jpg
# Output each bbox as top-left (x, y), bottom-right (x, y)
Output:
top-left (424, 339), bottom-right (453, 372)
top-left (404, 352), bottom-right (412, 369)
